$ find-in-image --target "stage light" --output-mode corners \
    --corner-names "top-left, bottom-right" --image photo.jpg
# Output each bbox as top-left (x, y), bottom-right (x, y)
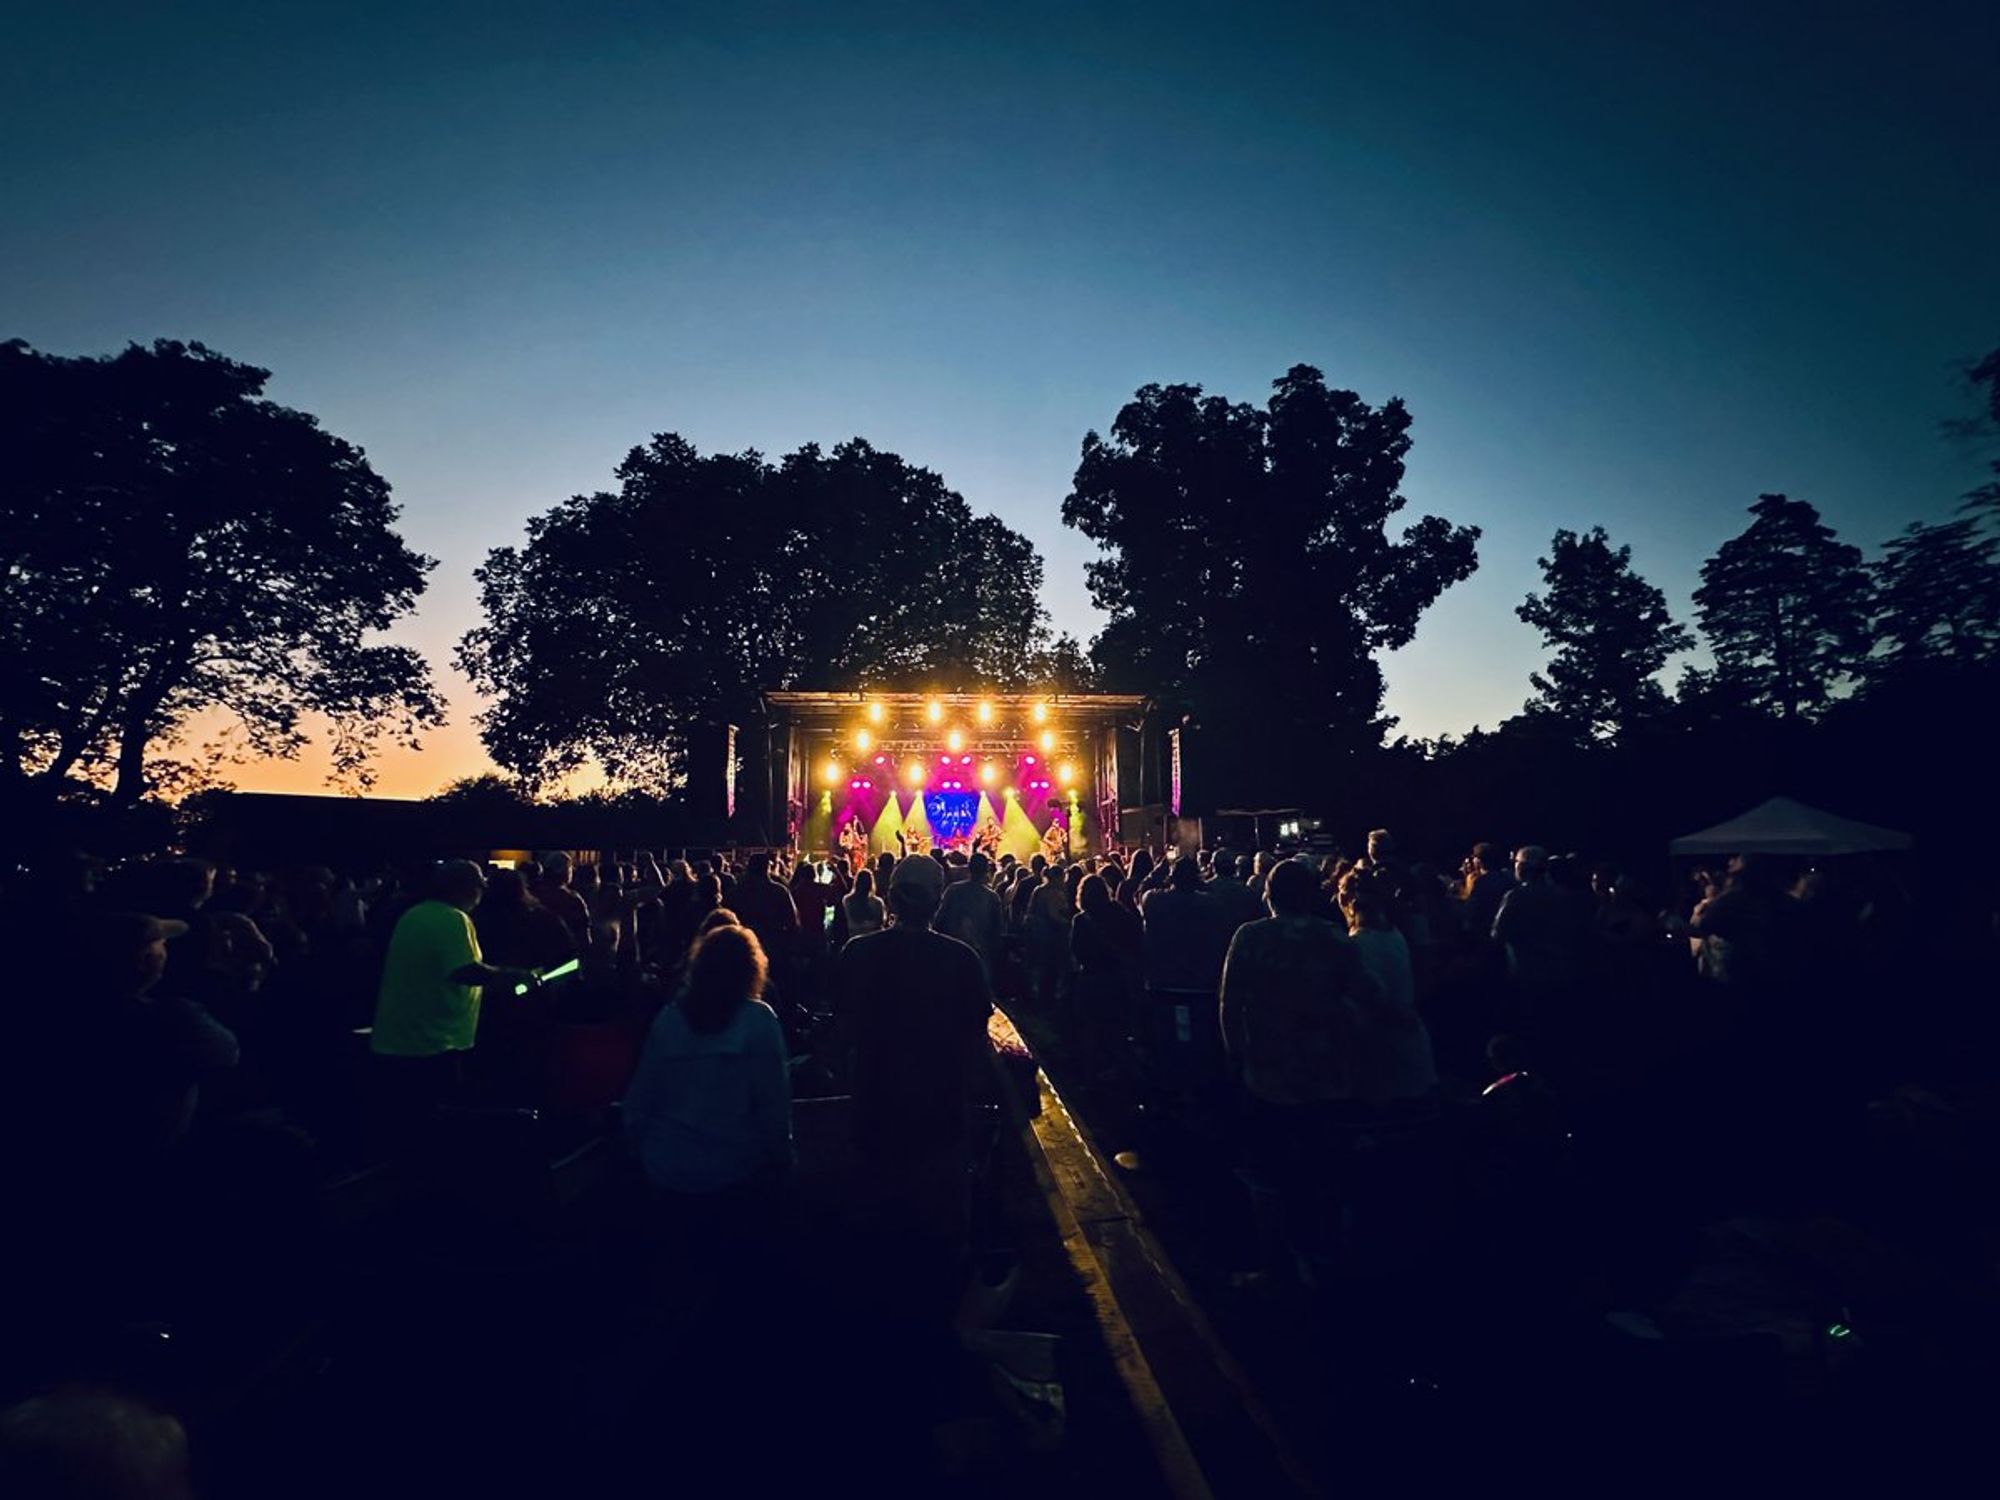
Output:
top-left (1059, 762), bottom-right (1076, 786)
top-left (961, 754), bottom-right (973, 765)
top-left (926, 700), bottom-right (943, 724)
top-left (855, 728), bottom-right (872, 752)
top-left (873, 754), bottom-right (886, 766)
top-left (947, 728), bottom-right (963, 752)
top-left (977, 701), bottom-right (993, 724)
top-left (1039, 730), bottom-right (1055, 752)
top-left (867, 702), bottom-right (884, 725)
top-left (907, 761), bottom-right (927, 786)
top-left (1032, 701), bottom-right (1048, 723)
top-left (980, 762), bottom-right (997, 785)
top-left (1024, 755), bottom-right (1036, 766)
top-left (823, 761), bottom-right (841, 787)
top-left (1003, 786), bottom-right (1017, 799)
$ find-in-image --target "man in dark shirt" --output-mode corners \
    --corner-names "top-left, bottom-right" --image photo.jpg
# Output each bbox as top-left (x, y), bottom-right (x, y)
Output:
top-left (1140, 856), bottom-right (1238, 1096)
top-left (1205, 851), bottom-right (1266, 935)
top-left (833, 856), bottom-right (994, 1159)
top-left (730, 852), bottom-right (800, 957)
top-left (1462, 841), bottom-right (1516, 939)
top-left (935, 852), bottom-right (1007, 981)
top-left (829, 855), bottom-right (996, 1311)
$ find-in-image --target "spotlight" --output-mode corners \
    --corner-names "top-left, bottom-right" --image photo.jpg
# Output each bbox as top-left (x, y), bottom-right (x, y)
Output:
top-left (873, 754), bottom-right (886, 766)
top-left (947, 728), bottom-right (963, 752)
top-left (926, 700), bottom-right (943, 724)
top-left (1003, 786), bottom-right (1017, 799)
top-left (823, 761), bottom-right (841, 787)
top-left (961, 755), bottom-right (973, 765)
top-left (1059, 762), bottom-right (1076, 786)
top-left (1039, 730), bottom-right (1055, 752)
top-left (1032, 702), bottom-right (1048, 724)
top-left (856, 728), bottom-right (872, 752)
top-left (980, 762), bottom-right (997, 785)
top-left (977, 701), bottom-right (993, 724)
top-left (867, 702), bottom-right (884, 725)
top-left (906, 761), bottom-right (927, 787)
top-left (1024, 755), bottom-right (1036, 766)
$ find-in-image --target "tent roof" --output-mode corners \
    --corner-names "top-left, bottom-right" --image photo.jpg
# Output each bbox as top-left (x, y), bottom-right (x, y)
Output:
top-left (1668, 796), bottom-right (1912, 857)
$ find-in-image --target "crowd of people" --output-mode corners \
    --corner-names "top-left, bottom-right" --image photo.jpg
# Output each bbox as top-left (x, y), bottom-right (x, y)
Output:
top-left (4, 823), bottom-right (1997, 1488)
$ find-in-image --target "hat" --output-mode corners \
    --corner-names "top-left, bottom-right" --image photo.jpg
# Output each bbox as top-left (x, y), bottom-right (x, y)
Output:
top-left (889, 855), bottom-right (945, 901)
top-left (98, 911), bottom-right (191, 947)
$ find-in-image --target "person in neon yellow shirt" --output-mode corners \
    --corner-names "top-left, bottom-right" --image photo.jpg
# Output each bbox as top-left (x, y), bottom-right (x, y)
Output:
top-left (369, 861), bottom-right (537, 1149)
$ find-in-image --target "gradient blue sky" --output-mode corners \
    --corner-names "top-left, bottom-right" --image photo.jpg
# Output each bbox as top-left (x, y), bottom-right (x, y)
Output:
top-left (6, 1), bottom-right (1995, 795)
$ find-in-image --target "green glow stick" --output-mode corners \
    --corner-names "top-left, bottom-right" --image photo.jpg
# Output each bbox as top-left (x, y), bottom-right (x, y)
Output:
top-left (515, 957), bottom-right (582, 996)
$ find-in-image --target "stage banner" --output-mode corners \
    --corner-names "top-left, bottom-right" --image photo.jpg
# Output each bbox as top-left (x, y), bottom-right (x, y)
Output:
top-left (1169, 727), bottom-right (1182, 817)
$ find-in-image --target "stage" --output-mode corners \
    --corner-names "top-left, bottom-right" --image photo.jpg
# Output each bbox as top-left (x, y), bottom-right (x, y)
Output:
top-left (763, 691), bottom-right (1148, 861)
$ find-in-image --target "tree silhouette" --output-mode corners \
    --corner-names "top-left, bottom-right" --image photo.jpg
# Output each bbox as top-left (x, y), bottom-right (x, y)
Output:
top-left (1516, 526), bottom-right (1691, 741)
top-left (1061, 365), bottom-right (1479, 802)
top-left (428, 772), bottom-right (537, 811)
top-left (1691, 494), bottom-right (1872, 723)
top-left (459, 434), bottom-right (1063, 793)
top-left (1869, 515), bottom-right (2000, 673)
top-left (1954, 345), bottom-right (2000, 532)
top-left (0, 339), bottom-right (443, 805)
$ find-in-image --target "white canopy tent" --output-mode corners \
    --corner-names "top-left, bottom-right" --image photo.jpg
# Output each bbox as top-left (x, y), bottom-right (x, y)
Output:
top-left (1668, 796), bottom-right (1913, 858)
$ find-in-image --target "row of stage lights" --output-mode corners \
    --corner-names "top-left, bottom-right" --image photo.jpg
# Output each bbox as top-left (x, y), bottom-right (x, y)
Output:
top-left (836, 698), bottom-right (1073, 795)
top-left (864, 698), bottom-right (1051, 729)
top-left (855, 726), bottom-right (1063, 755)
top-left (829, 752), bottom-right (1077, 792)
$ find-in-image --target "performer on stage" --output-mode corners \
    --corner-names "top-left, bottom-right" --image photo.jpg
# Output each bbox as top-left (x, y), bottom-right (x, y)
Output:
top-left (1041, 819), bottom-right (1070, 862)
top-left (973, 822), bottom-right (1000, 860)
top-left (838, 815), bottom-right (868, 874)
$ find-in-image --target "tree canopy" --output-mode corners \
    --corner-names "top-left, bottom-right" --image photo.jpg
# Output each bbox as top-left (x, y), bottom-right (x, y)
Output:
top-left (459, 434), bottom-right (1077, 792)
top-left (1516, 527), bottom-right (1691, 741)
top-left (0, 338), bottom-right (443, 805)
top-left (1691, 494), bottom-right (1872, 723)
top-left (1061, 364), bottom-right (1479, 801)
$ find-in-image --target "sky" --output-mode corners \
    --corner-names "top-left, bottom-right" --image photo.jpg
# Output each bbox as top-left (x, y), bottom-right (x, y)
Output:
top-left (5, 1), bottom-right (1996, 797)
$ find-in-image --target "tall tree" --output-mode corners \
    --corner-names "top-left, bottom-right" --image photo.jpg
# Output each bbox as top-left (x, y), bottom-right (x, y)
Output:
top-left (1953, 345), bottom-right (2000, 531)
top-left (459, 434), bottom-right (1060, 792)
top-left (0, 339), bottom-right (443, 804)
top-left (1690, 494), bottom-right (1872, 722)
top-left (1869, 515), bottom-right (2000, 672)
top-left (1061, 365), bottom-right (1479, 803)
top-left (1516, 527), bottom-right (1691, 740)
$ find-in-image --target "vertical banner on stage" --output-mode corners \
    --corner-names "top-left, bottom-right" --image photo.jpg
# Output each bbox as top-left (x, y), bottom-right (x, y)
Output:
top-left (1168, 727), bottom-right (1182, 817)
top-left (724, 724), bottom-right (738, 818)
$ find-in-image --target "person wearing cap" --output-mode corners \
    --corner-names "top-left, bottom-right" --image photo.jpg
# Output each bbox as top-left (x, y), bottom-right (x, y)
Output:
top-left (8, 907), bottom-right (239, 1286)
top-left (86, 910), bottom-right (242, 1157)
top-left (369, 861), bottom-right (538, 1145)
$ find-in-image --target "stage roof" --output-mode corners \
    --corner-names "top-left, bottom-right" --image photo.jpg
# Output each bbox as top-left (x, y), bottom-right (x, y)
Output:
top-left (763, 690), bottom-right (1149, 723)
